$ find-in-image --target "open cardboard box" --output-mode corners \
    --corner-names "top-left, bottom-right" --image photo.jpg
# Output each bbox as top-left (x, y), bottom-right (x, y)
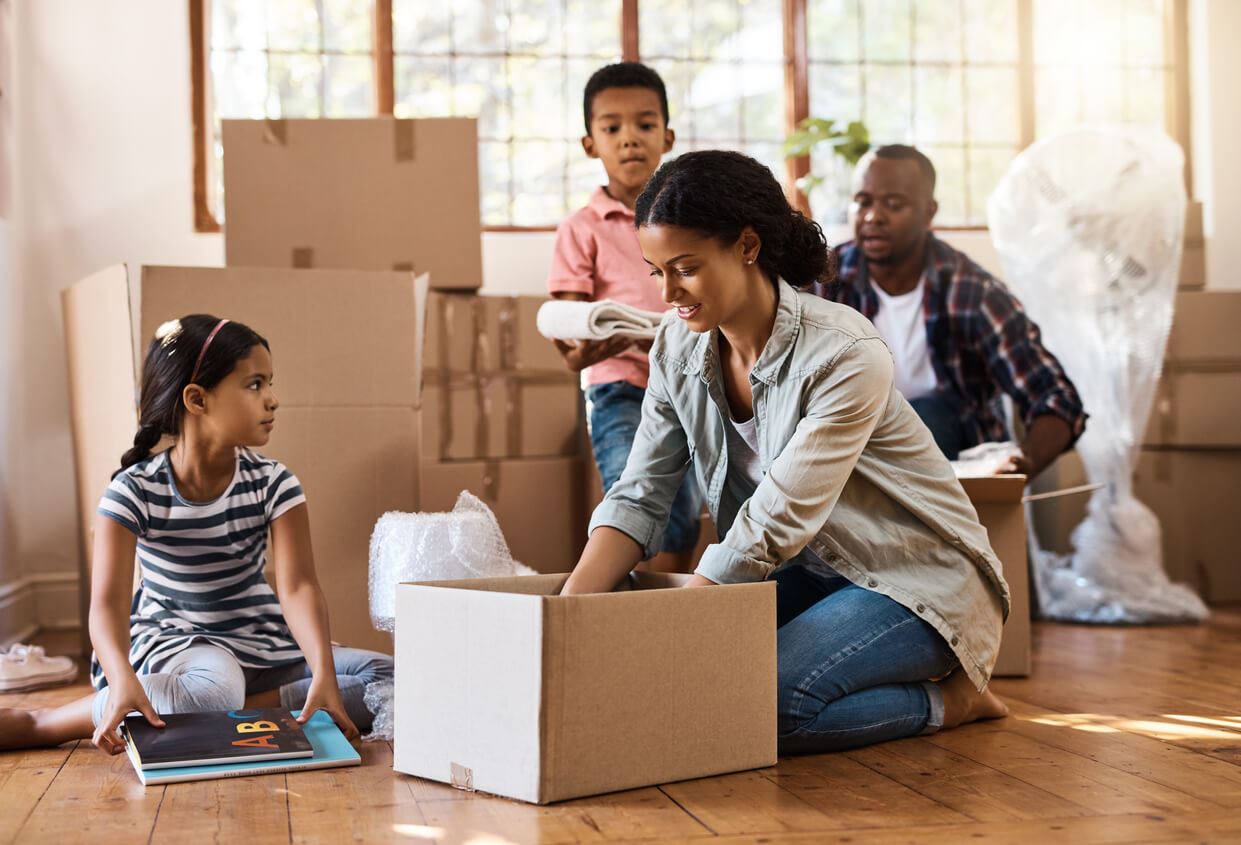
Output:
top-left (62, 264), bottom-right (428, 654)
top-left (393, 572), bottom-right (777, 804)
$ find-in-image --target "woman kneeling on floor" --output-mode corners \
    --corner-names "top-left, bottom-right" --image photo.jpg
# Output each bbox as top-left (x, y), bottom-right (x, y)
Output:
top-left (561, 150), bottom-right (1009, 752)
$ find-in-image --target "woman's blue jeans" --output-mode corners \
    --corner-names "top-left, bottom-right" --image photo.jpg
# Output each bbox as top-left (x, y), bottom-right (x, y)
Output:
top-left (774, 565), bottom-right (959, 754)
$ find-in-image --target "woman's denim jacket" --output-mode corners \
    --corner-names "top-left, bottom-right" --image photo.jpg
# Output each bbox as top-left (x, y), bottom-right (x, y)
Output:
top-left (589, 279), bottom-right (1010, 688)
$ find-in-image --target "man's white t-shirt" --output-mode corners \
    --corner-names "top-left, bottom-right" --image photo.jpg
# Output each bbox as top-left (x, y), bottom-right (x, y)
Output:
top-left (870, 277), bottom-right (938, 401)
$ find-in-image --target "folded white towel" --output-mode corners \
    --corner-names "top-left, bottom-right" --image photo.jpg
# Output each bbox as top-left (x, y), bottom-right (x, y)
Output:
top-left (536, 299), bottom-right (666, 342)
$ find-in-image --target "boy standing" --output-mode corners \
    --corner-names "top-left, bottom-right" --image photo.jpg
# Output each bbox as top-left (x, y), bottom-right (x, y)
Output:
top-left (547, 62), bottom-right (701, 573)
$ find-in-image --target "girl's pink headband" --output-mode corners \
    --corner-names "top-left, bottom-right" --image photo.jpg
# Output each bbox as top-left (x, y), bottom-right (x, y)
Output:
top-left (189, 319), bottom-right (230, 384)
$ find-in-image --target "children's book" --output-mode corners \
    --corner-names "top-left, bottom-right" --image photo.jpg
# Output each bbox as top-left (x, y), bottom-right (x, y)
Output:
top-left (121, 709), bottom-right (360, 786)
top-left (122, 707), bottom-right (312, 769)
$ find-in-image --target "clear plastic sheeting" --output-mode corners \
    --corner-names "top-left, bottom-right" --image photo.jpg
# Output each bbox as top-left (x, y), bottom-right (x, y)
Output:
top-left (367, 491), bottom-right (536, 634)
top-left (987, 127), bottom-right (1207, 624)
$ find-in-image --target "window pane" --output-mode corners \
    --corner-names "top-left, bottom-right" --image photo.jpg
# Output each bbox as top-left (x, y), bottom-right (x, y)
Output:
top-left (323, 0), bottom-right (373, 52)
top-left (967, 147), bottom-right (1015, 224)
top-left (640, 0), bottom-right (692, 59)
top-left (480, 141), bottom-right (513, 225)
top-left (809, 64), bottom-right (862, 125)
top-left (393, 1), bottom-right (451, 54)
top-left (913, 65), bottom-right (964, 144)
top-left (962, 0), bottom-right (1018, 63)
top-left (393, 57), bottom-right (455, 116)
top-left (265, 0), bottom-right (322, 52)
top-left (923, 144), bottom-right (966, 225)
top-left (510, 0), bottom-right (563, 53)
top-left (807, 0), bottom-right (861, 63)
top-left (565, 0), bottom-right (622, 59)
top-left (212, 50), bottom-right (270, 117)
top-left (1123, 0), bottom-right (1165, 65)
top-left (324, 54), bottom-right (375, 115)
top-left (511, 56), bottom-right (571, 138)
top-left (267, 53), bottom-right (324, 117)
top-left (511, 140), bottom-right (569, 223)
top-left (1124, 67), bottom-right (1166, 125)
top-left (862, 0), bottom-right (911, 63)
top-left (966, 66), bottom-right (1019, 145)
top-left (451, 0), bottom-right (509, 55)
top-left (862, 64), bottom-right (912, 140)
top-left (913, 0), bottom-right (962, 63)
top-left (212, 0), bottom-right (266, 50)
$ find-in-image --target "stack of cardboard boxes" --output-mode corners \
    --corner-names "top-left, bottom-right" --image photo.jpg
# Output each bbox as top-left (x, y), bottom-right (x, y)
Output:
top-left (63, 118), bottom-right (587, 654)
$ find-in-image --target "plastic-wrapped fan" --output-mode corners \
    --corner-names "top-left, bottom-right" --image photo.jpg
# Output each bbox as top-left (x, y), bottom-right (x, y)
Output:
top-left (987, 127), bottom-right (1207, 624)
top-left (367, 491), bottom-right (536, 635)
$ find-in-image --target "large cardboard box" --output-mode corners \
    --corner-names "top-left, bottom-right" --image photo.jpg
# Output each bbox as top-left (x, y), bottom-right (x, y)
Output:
top-left (419, 457), bottom-right (586, 573)
top-left (1134, 449), bottom-right (1241, 603)
top-left (62, 265), bottom-right (429, 654)
top-left (223, 117), bottom-right (482, 290)
top-left (393, 572), bottom-right (777, 803)
top-left (1145, 291), bottom-right (1241, 447)
top-left (1179, 201), bottom-right (1206, 290)
top-left (960, 475), bottom-right (1031, 677)
top-left (1028, 451), bottom-right (1090, 555)
top-left (421, 291), bottom-right (580, 461)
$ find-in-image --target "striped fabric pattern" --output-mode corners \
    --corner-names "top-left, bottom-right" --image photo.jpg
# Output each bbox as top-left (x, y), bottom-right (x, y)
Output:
top-left (90, 448), bottom-right (306, 689)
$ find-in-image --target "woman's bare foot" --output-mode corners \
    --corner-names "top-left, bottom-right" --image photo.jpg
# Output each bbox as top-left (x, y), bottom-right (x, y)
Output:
top-left (937, 670), bottom-right (1009, 730)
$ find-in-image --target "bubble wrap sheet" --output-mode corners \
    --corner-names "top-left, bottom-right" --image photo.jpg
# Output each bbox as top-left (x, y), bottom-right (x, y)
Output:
top-left (363, 492), bottom-right (536, 740)
top-left (987, 127), bottom-right (1207, 624)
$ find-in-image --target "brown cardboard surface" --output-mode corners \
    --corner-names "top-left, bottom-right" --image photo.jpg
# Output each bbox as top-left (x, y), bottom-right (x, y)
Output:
top-left (419, 457), bottom-right (586, 573)
top-left (393, 572), bottom-right (777, 803)
top-left (1134, 449), bottom-right (1241, 604)
top-left (1185, 200), bottom-right (1204, 245)
top-left (61, 266), bottom-right (141, 647)
top-left (1178, 243), bottom-right (1206, 290)
top-left (65, 264), bottom-right (429, 655)
top-left (222, 117), bottom-right (482, 290)
top-left (1145, 368), bottom-right (1241, 447)
top-left (424, 292), bottom-right (564, 373)
top-left (960, 475), bottom-right (1030, 677)
top-left (1165, 291), bottom-right (1241, 363)
top-left (140, 266), bottom-right (427, 408)
top-left (421, 375), bottom-right (580, 460)
top-left (261, 407), bottom-right (419, 653)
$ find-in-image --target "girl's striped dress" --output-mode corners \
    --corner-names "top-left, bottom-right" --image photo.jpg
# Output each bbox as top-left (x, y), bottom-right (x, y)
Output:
top-left (90, 448), bottom-right (306, 688)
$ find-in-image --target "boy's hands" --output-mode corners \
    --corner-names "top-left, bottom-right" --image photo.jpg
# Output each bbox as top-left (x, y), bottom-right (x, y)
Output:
top-left (93, 673), bottom-right (164, 755)
top-left (298, 677), bottom-right (360, 742)
top-left (553, 337), bottom-right (633, 372)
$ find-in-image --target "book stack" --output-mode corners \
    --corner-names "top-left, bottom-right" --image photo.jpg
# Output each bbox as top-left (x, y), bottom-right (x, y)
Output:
top-left (120, 707), bottom-right (359, 785)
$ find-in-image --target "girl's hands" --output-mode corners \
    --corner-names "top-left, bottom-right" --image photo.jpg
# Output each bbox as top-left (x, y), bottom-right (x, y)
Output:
top-left (298, 677), bottom-right (360, 742)
top-left (92, 674), bottom-right (164, 755)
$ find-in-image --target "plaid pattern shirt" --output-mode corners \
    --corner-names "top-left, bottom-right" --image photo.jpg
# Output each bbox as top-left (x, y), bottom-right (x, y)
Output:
top-left (813, 234), bottom-right (1087, 450)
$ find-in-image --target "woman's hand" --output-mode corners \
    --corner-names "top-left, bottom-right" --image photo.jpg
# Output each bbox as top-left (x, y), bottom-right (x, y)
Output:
top-left (298, 677), bottom-right (360, 742)
top-left (683, 574), bottom-right (717, 588)
top-left (92, 673), bottom-right (164, 755)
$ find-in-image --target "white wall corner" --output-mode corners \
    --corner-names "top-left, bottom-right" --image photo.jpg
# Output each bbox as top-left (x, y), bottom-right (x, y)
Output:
top-left (0, 570), bottom-right (81, 647)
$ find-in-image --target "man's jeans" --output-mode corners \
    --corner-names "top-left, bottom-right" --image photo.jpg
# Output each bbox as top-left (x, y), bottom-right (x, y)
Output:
top-left (910, 392), bottom-right (966, 461)
top-left (774, 565), bottom-right (959, 753)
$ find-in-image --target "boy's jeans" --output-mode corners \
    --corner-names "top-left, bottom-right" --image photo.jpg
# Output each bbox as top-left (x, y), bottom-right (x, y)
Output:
top-left (774, 565), bottom-right (960, 753)
top-left (587, 381), bottom-right (703, 554)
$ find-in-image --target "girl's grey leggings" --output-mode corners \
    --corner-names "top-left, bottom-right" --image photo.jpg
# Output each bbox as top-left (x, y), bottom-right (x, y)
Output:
top-left (91, 643), bottom-right (393, 732)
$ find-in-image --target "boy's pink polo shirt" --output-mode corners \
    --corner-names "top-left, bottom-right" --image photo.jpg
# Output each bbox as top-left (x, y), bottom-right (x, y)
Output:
top-left (547, 187), bottom-right (669, 389)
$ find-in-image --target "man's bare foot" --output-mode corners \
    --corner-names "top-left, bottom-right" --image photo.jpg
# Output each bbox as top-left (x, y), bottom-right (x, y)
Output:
top-left (0, 707), bottom-right (39, 750)
top-left (937, 670), bottom-right (1009, 730)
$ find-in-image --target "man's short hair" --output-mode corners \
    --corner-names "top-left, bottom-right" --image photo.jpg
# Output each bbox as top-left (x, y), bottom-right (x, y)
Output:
top-left (583, 62), bottom-right (670, 134)
top-left (874, 144), bottom-right (936, 194)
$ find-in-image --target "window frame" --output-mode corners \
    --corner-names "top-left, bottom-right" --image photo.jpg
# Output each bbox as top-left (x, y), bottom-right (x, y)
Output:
top-left (190, 0), bottom-right (1192, 234)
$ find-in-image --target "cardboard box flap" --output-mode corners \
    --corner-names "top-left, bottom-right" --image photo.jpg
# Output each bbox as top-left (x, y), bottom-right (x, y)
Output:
top-left (139, 266), bottom-right (428, 408)
top-left (223, 117), bottom-right (482, 289)
top-left (958, 474), bottom-right (1027, 503)
top-left (1166, 291), bottom-right (1241, 363)
top-left (62, 264), bottom-right (139, 571)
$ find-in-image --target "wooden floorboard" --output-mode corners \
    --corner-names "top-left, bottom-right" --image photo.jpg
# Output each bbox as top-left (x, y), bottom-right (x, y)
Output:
top-left (3, 608), bottom-right (1239, 844)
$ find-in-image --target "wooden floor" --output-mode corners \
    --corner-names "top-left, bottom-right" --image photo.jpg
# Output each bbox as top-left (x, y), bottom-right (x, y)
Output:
top-left (4, 611), bottom-right (1241, 845)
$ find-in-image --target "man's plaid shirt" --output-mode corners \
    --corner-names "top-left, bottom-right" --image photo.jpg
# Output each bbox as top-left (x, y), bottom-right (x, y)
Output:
top-left (813, 234), bottom-right (1087, 450)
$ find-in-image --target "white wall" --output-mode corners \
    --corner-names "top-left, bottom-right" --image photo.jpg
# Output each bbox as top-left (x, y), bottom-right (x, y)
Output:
top-left (0, 0), bottom-right (1234, 639)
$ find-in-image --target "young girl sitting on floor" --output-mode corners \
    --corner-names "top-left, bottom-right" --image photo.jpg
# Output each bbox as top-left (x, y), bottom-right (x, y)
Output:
top-left (0, 315), bottom-right (392, 753)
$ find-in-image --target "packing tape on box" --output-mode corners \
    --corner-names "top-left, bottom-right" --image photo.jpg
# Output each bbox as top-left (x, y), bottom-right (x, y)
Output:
top-left (393, 261), bottom-right (414, 272)
top-left (292, 247), bottom-right (314, 268)
top-left (262, 118), bottom-right (288, 146)
top-left (394, 119), bottom-right (415, 162)
top-left (423, 368), bottom-right (576, 460)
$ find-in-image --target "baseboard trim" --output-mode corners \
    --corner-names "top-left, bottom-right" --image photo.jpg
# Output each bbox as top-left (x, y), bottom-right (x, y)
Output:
top-left (0, 571), bottom-right (81, 647)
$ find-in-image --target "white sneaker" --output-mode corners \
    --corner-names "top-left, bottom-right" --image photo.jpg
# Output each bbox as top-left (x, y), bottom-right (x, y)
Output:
top-left (0, 644), bottom-right (78, 692)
